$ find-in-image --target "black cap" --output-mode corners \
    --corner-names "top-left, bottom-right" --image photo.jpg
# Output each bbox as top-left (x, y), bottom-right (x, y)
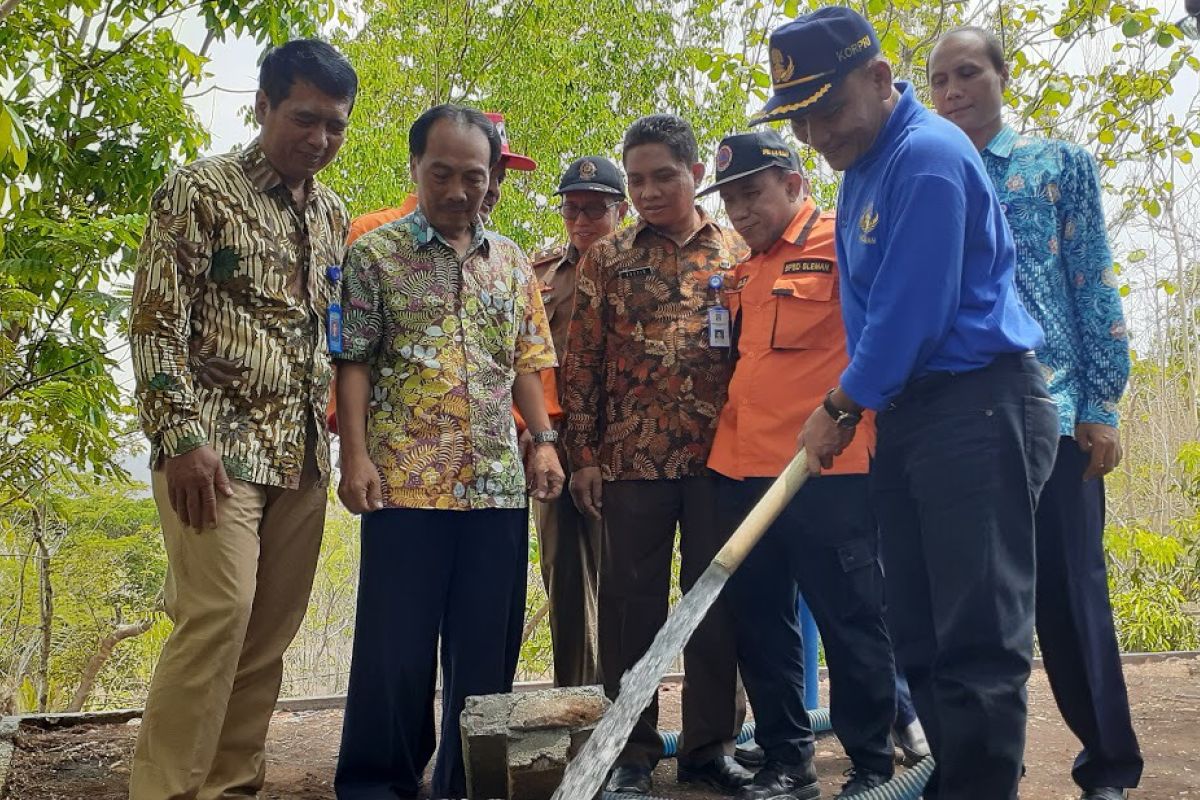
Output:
top-left (556, 156), bottom-right (625, 196)
top-left (750, 6), bottom-right (881, 125)
top-left (697, 131), bottom-right (799, 197)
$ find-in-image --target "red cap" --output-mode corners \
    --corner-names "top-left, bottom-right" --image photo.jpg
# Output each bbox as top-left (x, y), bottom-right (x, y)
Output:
top-left (485, 112), bottom-right (537, 171)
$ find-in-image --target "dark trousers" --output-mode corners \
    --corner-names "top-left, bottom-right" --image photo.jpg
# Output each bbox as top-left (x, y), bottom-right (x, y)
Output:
top-left (533, 488), bottom-right (603, 687)
top-left (1036, 437), bottom-right (1142, 789)
top-left (895, 671), bottom-right (918, 729)
top-left (721, 474), bottom-right (896, 776)
top-left (872, 353), bottom-right (1059, 800)
top-left (600, 475), bottom-right (746, 769)
top-left (335, 508), bottom-right (528, 800)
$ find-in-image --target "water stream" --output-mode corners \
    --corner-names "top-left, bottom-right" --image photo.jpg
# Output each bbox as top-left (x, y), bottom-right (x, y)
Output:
top-left (550, 564), bottom-right (733, 800)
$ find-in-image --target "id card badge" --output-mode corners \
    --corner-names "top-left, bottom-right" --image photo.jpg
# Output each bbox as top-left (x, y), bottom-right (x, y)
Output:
top-left (707, 305), bottom-right (731, 348)
top-left (327, 303), bottom-right (343, 354)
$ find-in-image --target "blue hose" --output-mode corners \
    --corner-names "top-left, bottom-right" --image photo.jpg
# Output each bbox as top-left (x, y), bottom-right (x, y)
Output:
top-left (658, 707), bottom-right (832, 758)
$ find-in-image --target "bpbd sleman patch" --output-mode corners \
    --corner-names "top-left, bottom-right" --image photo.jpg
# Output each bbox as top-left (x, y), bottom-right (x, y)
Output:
top-left (782, 259), bottom-right (832, 274)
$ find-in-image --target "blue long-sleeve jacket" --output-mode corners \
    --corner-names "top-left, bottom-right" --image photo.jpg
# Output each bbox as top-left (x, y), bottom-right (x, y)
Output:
top-left (836, 83), bottom-right (1044, 410)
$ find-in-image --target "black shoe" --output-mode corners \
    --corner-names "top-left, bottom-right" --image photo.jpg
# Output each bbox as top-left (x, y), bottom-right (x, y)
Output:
top-left (606, 764), bottom-right (653, 795)
top-left (835, 767), bottom-right (890, 797)
top-left (735, 740), bottom-right (767, 768)
top-left (736, 761), bottom-right (821, 800)
top-left (1082, 789), bottom-right (1129, 800)
top-left (678, 754), bottom-right (755, 792)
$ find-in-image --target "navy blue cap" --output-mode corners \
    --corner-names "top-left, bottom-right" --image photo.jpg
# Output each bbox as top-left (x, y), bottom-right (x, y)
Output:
top-left (750, 6), bottom-right (881, 125)
top-left (556, 156), bottom-right (625, 196)
top-left (697, 130), bottom-right (799, 197)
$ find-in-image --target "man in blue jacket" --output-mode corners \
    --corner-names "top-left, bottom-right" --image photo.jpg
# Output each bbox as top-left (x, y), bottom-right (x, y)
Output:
top-left (753, 8), bottom-right (1060, 800)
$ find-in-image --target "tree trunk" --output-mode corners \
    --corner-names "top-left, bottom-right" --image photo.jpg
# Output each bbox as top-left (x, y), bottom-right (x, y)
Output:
top-left (67, 617), bottom-right (156, 712)
top-left (31, 507), bottom-right (51, 713)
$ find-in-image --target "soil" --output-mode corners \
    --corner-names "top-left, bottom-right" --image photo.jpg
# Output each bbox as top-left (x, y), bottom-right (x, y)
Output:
top-left (5, 658), bottom-right (1199, 799)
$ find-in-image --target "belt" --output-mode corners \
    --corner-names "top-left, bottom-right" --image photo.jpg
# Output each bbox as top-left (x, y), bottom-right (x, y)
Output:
top-left (888, 351), bottom-right (1037, 410)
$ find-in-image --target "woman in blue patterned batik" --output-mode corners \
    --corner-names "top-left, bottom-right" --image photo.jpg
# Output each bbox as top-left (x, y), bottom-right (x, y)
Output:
top-left (928, 27), bottom-right (1141, 800)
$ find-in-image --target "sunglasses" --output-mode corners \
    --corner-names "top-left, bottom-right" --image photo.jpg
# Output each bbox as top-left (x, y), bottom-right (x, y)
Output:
top-left (558, 200), bottom-right (621, 221)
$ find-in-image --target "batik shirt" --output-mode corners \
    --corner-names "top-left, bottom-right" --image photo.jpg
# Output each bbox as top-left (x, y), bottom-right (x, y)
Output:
top-left (129, 139), bottom-right (348, 489)
top-left (337, 209), bottom-right (556, 510)
top-left (982, 126), bottom-right (1131, 434)
top-left (562, 211), bottom-right (748, 481)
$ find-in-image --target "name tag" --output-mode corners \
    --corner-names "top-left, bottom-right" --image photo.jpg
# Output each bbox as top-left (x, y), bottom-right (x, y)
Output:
top-left (618, 266), bottom-right (652, 279)
top-left (782, 259), bottom-right (833, 274)
top-left (707, 306), bottom-right (731, 348)
top-left (327, 303), bottom-right (343, 354)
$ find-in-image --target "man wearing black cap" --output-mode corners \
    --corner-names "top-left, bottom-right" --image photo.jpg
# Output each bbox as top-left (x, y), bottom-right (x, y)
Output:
top-left (703, 131), bottom-right (897, 799)
top-left (752, 8), bottom-right (1059, 800)
top-left (526, 156), bottom-right (628, 688)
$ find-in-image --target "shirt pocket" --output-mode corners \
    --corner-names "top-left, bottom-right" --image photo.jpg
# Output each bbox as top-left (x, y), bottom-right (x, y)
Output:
top-left (770, 274), bottom-right (841, 350)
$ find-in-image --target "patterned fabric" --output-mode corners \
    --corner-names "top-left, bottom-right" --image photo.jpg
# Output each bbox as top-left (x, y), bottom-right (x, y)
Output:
top-left (982, 126), bottom-right (1131, 434)
top-left (337, 209), bottom-right (556, 510)
top-left (530, 243), bottom-right (581, 376)
top-left (129, 139), bottom-right (348, 489)
top-left (561, 212), bottom-right (748, 481)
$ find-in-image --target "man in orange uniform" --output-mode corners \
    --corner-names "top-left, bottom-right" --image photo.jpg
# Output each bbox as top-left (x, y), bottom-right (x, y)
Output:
top-left (705, 131), bottom-right (897, 800)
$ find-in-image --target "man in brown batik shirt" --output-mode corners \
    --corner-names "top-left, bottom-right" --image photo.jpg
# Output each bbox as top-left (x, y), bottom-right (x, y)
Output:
top-left (562, 115), bottom-right (751, 797)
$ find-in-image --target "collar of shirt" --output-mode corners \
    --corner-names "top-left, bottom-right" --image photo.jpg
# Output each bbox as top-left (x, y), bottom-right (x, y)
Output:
top-left (633, 206), bottom-right (723, 249)
top-left (237, 138), bottom-right (316, 198)
top-left (755, 197), bottom-right (821, 262)
top-left (983, 124), bottom-right (1020, 160)
top-left (853, 81), bottom-right (922, 171)
top-left (406, 205), bottom-right (490, 258)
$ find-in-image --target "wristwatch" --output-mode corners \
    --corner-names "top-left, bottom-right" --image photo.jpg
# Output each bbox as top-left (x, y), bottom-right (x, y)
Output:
top-left (823, 388), bottom-right (862, 429)
top-left (531, 429), bottom-right (559, 445)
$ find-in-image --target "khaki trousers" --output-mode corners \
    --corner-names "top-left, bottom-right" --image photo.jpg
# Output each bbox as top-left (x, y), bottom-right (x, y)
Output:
top-left (532, 488), bottom-right (603, 687)
top-left (129, 449), bottom-right (326, 800)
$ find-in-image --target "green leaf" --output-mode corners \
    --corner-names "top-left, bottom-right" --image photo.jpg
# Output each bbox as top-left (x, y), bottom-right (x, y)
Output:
top-left (1098, 129), bottom-right (1116, 144)
top-left (1119, 284), bottom-right (1132, 297)
top-left (1122, 18), bottom-right (1144, 36)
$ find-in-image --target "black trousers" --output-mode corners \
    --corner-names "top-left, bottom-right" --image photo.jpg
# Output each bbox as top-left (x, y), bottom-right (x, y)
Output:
top-left (334, 508), bottom-right (528, 800)
top-left (872, 353), bottom-right (1059, 800)
top-left (1036, 437), bottom-right (1142, 789)
top-left (721, 474), bottom-right (896, 776)
top-left (599, 476), bottom-right (746, 769)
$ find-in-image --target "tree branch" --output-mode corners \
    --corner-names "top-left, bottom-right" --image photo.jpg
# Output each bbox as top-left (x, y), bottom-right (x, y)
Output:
top-left (0, 0), bottom-right (21, 23)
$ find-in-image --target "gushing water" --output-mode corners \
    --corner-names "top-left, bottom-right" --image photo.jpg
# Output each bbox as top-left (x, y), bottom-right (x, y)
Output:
top-left (551, 563), bottom-right (733, 800)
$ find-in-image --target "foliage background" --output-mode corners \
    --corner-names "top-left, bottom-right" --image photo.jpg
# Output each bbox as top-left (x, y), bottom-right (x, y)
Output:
top-left (0, 0), bottom-right (1197, 712)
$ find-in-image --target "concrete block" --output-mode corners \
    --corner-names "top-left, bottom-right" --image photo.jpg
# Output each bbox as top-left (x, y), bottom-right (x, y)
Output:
top-left (460, 686), bottom-right (608, 800)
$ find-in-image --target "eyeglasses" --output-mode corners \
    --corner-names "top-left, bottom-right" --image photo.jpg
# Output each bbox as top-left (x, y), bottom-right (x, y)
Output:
top-left (558, 200), bottom-right (620, 221)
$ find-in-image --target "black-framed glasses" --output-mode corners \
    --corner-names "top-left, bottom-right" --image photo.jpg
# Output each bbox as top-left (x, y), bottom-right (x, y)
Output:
top-left (558, 200), bottom-right (621, 221)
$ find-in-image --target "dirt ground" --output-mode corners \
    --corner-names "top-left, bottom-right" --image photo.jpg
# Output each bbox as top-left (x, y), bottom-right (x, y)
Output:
top-left (5, 658), bottom-right (1199, 799)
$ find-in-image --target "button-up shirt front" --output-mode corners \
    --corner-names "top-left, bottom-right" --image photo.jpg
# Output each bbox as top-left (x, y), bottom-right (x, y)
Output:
top-left (709, 201), bottom-right (873, 479)
top-left (562, 211), bottom-right (749, 481)
top-left (337, 209), bottom-right (556, 510)
top-left (981, 126), bottom-right (1130, 434)
top-left (129, 139), bottom-right (348, 488)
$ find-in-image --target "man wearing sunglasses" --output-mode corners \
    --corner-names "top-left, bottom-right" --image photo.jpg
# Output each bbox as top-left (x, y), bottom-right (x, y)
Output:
top-left (525, 156), bottom-right (628, 688)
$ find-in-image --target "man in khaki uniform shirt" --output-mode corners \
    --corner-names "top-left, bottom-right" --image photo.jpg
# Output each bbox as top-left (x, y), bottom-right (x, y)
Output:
top-left (527, 156), bottom-right (627, 687)
top-left (127, 40), bottom-right (356, 800)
